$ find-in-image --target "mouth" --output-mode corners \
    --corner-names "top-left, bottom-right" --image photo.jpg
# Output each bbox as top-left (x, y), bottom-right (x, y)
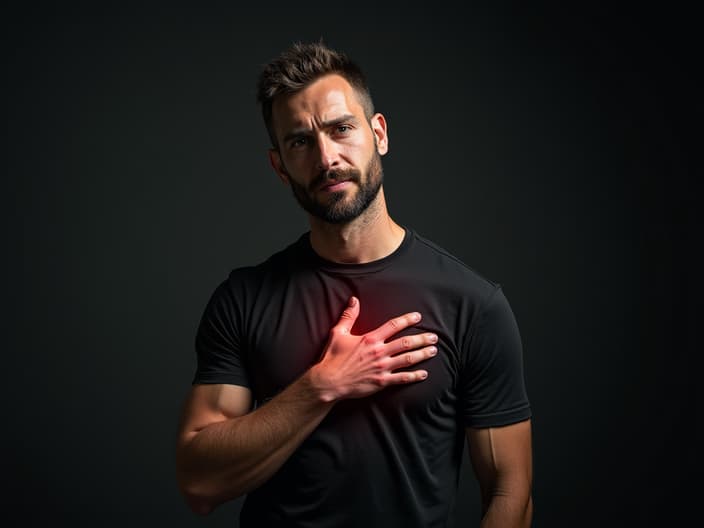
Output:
top-left (319, 179), bottom-right (352, 192)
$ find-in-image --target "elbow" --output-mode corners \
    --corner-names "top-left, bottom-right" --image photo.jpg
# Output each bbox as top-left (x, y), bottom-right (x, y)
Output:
top-left (481, 489), bottom-right (533, 527)
top-left (523, 494), bottom-right (534, 528)
top-left (176, 460), bottom-right (218, 516)
top-left (176, 443), bottom-right (218, 515)
top-left (184, 493), bottom-right (214, 516)
top-left (177, 470), bottom-right (248, 515)
top-left (175, 441), bottom-right (251, 514)
top-left (511, 486), bottom-right (533, 527)
top-left (177, 478), bottom-right (217, 516)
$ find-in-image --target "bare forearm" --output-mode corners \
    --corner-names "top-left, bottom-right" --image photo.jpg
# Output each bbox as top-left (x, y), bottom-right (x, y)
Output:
top-left (176, 300), bottom-right (435, 514)
top-left (177, 371), bottom-right (333, 512)
top-left (480, 494), bottom-right (533, 528)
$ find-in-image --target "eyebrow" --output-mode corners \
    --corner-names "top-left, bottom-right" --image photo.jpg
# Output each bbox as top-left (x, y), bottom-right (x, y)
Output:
top-left (282, 114), bottom-right (359, 144)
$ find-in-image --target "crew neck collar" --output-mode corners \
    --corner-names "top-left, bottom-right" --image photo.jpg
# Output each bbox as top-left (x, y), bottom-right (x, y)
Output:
top-left (298, 226), bottom-right (413, 275)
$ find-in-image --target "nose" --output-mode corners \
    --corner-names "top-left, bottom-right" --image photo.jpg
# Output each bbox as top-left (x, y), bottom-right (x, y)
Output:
top-left (314, 134), bottom-right (339, 171)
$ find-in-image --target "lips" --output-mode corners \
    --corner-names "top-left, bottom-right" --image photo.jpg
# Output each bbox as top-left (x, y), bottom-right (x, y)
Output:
top-left (320, 179), bottom-right (351, 191)
top-left (311, 169), bottom-right (361, 192)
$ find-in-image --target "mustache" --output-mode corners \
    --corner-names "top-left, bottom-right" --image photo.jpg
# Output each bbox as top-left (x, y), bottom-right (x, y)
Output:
top-left (309, 169), bottom-right (361, 191)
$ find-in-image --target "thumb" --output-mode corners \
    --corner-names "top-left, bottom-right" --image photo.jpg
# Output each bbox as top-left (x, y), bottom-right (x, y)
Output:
top-left (336, 296), bottom-right (360, 334)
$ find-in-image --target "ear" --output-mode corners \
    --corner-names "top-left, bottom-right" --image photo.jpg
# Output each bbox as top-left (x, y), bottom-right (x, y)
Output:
top-left (370, 113), bottom-right (389, 155)
top-left (268, 148), bottom-right (290, 185)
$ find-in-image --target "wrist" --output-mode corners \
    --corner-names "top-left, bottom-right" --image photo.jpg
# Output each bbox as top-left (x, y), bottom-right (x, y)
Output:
top-left (305, 364), bottom-right (339, 404)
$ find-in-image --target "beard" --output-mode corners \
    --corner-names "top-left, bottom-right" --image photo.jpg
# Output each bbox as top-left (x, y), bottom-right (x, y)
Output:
top-left (287, 150), bottom-right (383, 224)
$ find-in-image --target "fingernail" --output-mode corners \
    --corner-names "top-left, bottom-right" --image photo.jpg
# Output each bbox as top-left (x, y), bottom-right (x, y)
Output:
top-left (420, 371), bottom-right (428, 379)
top-left (429, 346), bottom-right (437, 355)
top-left (350, 296), bottom-right (357, 307)
top-left (413, 312), bottom-right (421, 322)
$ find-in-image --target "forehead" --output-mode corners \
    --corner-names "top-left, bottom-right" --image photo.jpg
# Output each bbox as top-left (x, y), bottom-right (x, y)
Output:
top-left (271, 74), bottom-right (365, 131)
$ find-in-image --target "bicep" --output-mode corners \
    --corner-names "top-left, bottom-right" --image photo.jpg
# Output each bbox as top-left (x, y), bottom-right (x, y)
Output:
top-left (178, 384), bottom-right (253, 445)
top-left (465, 419), bottom-right (533, 504)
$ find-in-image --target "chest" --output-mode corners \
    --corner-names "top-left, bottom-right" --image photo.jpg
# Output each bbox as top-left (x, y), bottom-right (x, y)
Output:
top-left (242, 270), bottom-right (465, 418)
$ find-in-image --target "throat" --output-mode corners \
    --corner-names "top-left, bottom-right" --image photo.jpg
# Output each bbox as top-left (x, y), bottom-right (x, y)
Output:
top-left (309, 212), bottom-right (405, 264)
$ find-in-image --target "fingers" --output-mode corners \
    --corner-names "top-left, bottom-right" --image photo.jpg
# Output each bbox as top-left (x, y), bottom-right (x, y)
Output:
top-left (369, 311), bottom-right (422, 342)
top-left (383, 332), bottom-right (438, 356)
top-left (384, 369), bottom-right (429, 385)
top-left (335, 296), bottom-right (360, 335)
top-left (385, 345), bottom-right (438, 372)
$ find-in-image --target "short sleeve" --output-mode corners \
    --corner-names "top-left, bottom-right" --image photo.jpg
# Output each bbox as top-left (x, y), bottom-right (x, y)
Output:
top-left (192, 278), bottom-right (251, 388)
top-left (460, 286), bottom-right (531, 428)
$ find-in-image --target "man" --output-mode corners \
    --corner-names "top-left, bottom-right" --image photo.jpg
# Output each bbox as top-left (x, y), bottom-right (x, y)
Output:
top-left (176, 41), bottom-right (533, 527)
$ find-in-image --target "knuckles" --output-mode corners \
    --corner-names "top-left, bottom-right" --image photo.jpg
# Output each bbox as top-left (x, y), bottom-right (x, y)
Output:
top-left (360, 334), bottom-right (376, 347)
top-left (367, 346), bottom-right (384, 361)
top-left (371, 374), bottom-right (385, 388)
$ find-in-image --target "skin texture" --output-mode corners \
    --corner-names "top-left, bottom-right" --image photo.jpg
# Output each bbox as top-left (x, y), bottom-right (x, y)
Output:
top-left (268, 74), bottom-right (403, 264)
top-left (176, 73), bottom-right (533, 525)
top-left (176, 298), bottom-right (436, 513)
top-left (467, 421), bottom-right (533, 527)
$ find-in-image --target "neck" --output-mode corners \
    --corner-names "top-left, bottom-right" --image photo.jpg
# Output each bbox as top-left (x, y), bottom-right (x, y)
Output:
top-left (308, 187), bottom-right (405, 264)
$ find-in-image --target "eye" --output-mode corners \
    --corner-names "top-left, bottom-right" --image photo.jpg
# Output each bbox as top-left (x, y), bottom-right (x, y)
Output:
top-left (336, 125), bottom-right (352, 134)
top-left (290, 137), bottom-right (308, 149)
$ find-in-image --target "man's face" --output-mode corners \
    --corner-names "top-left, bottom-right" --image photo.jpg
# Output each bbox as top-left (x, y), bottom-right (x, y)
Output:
top-left (269, 74), bottom-right (388, 224)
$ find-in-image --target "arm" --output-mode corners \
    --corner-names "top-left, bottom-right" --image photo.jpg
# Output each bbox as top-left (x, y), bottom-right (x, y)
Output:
top-left (176, 296), bottom-right (438, 514)
top-left (175, 377), bottom-right (333, 515)
top-left (466, 419), bottom-right (533, 528)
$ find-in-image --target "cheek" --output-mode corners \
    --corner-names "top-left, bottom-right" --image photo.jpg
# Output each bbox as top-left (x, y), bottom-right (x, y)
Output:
top-left (282, 152), bottom-right (313, 175)
top-left (343, 137), bottom-right (374, 162)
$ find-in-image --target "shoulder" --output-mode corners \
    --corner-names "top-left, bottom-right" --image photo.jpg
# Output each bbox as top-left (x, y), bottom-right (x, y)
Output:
top-left (198, 234), bottom-right (309, 326)
top-left (408, 230), bottom-right (500, 303)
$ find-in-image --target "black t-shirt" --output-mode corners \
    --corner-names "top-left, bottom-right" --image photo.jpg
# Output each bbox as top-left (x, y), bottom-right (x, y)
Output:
top-left (194, 227), bottom-right (531, 527)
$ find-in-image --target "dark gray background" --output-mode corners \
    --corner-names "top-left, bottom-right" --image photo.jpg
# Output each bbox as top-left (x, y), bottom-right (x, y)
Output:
top-left (5, 2), bottom-right (699, 526)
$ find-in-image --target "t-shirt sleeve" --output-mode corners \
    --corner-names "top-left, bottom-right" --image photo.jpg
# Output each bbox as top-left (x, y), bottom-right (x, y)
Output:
top-left (460, 285), bottom-right (531, 428)
top-left (192, 278), bottom-right (251, 388)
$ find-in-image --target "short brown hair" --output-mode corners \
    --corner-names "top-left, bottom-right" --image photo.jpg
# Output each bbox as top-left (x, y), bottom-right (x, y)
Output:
top-left (256, 41), bottom-right (375, 147)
